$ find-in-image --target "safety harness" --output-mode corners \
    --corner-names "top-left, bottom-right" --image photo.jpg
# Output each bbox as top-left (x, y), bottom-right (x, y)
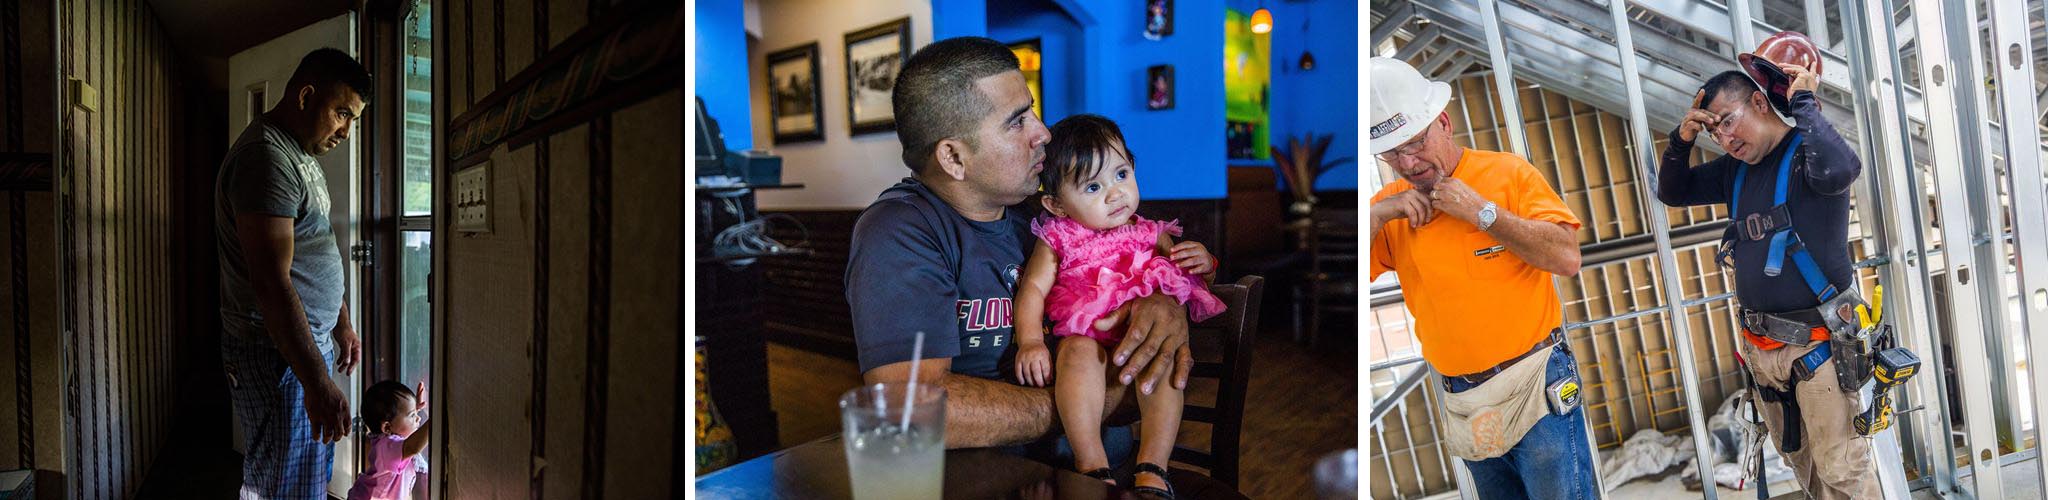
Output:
top-left (1723, 134), bottom-right (1835, 302)
top-left (1720, 132), bottom-right (1871, 453)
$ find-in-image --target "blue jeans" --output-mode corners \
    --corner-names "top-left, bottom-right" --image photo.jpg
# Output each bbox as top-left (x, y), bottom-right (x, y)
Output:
top-left (1444, 345), bottom-right (1600, 500)
top-left (1000, 424), bottom-right (1136, 470)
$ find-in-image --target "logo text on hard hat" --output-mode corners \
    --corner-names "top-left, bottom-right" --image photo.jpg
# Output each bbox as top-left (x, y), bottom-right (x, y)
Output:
top-left (1372, 113), bottom-right (1409, 140)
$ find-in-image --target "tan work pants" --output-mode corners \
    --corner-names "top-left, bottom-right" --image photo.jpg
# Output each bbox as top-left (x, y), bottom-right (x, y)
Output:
top-left (1737, 338), bottom-right (1879, 500)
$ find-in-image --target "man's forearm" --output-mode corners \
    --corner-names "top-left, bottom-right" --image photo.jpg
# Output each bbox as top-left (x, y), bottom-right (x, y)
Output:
top-left (253, 280), bottom-right (327, 382)
top-left (938, 373), bottom-right (1055, 448)
top-left (1485, 211), bottom-right (1580, 276)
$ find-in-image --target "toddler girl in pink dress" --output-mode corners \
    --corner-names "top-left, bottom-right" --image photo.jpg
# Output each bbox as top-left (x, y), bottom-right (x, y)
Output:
top-left (1012, 114), bottom-right (1224, 499)
top-left (349, 381), bottom-right (430, 500)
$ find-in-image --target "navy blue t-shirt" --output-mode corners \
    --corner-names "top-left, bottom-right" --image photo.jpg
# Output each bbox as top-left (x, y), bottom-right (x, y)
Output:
top-left (1656, 90), bottom-right (1862, 313)
top-left (847, 178), bottom-right (1037, 379)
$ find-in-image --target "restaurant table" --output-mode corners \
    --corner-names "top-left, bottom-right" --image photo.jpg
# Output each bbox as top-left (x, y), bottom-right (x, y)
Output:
top-left (694, 435), bottom-right (1253, 500)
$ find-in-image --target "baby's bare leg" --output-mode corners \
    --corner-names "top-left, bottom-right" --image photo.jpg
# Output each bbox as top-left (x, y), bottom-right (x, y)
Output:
top-left (1133, 360), bottom-right (1184, 491)
top-left (1056, 338), bottom-right (1112, 475)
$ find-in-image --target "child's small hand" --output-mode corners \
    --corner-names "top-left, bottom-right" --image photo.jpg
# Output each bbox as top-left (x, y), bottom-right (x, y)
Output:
top-left (1015, 340), bottom-right (1052, 387)
top-left (1168, 241), bottom-right (1216, 277)
top-left (416, 381), bottom-right (429, 410)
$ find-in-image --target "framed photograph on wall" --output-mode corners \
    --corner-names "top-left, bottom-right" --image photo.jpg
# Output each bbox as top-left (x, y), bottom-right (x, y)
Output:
top-left (1147, 64), bottom-right (1174, 110)
top-left (845, 17), bottom-right (911, 135)
top-left (1144, 0), bottom-right (1173, 40)
top-left (767, 42), bottom-right (824, 143)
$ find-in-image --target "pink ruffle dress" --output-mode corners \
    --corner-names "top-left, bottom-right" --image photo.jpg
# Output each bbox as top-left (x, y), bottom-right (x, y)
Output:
top-left (1031, 215), bottom-right (1226, 344)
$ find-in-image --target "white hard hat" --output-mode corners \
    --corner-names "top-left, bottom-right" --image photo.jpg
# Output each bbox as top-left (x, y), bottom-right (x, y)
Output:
top-left (1369, 57), bottom-right (1453, 155)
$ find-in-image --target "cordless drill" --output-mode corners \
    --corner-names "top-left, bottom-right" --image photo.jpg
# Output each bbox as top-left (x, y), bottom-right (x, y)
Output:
top-left (1855, 331), bottom-right (1920, 435)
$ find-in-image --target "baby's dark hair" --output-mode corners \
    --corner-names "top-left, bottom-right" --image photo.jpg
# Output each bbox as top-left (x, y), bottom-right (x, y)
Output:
top-left (362, 381), bottom-right (416, 432)
top-left (1041, 114), bottom-right (1134, 193)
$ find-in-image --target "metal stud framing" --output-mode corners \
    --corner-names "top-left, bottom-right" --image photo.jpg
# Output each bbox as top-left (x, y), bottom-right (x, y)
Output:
top-left (1606, 1), bottom-right (1718, 498)
top-left (1367, 0), bottom-right (2048, 497)
top-left (1477, 0), bottom-right (1527, 156)
top-left (1987, 0), bottom-right (2048, 493)
top-left (1908, 0), bottom-right (2008, 496)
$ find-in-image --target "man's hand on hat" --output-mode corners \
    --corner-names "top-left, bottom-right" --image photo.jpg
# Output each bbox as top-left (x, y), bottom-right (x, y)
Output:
top-left (1781, 64), bottom-right (1818, 95)
top-left (1372, 189), bottom-right (1435, 228)
top-left (1428, 179), bottom-right (1489, 226)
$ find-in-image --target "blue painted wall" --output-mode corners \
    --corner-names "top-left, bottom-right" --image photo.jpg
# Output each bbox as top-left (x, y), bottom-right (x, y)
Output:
top-left (1069, 0), bottom-right (1227, 200)
top-left (933, 0), bottom-right (988, 39)
top-left (1269, 0), bottom-right (1358, 191)
top-left (936, 0), bottom-right (1224, 200)
top-left (1226, 0), bottom-right (1359, 192)
top-left (988, 0), bottom-right (1081, 124)
top-left (693, 0), bottom-right (753, 150)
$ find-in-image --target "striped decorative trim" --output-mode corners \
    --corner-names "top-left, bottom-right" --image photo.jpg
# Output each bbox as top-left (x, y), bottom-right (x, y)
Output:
top-left (530, 139), bottom-right (548, 500)
top-left (493, 0), bottom-right (505, 84)
top-left (534, 0), bottom-right (549, 55)
top-left (443, 0), bottom-right (682, 167)
top-left (671, 91), bottom-right (687, 487)
top-left (465, 0), bottom-right (474, 114)
top-left (531, 1), bottom-right (551, 498)
top-left (11, 192), bottom-right (31, 468)
top-left (3, 0), bottom-right (20, 150)
top-left (0, 153), bottom-right (52, 191)
top-left (582, 116), bottom-right (611, 500)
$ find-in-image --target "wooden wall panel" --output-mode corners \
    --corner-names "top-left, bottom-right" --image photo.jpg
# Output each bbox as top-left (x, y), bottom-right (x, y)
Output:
top-left (603, 90), bottom-right (681, 497)
top-left (547, 0), bottom-right (585, 49)
top-left (53, 0), bottom-right (191, 497)
top-left (446, 142), bottom-right (536, 499)
top-left (543, 123), bottom-right (591, 500)
top-left (448, 0), bottom-right (470, 118)
top-left (436, 0), bottom-right (685, 496)
top-left (0, 0), bottom-right (64, 488)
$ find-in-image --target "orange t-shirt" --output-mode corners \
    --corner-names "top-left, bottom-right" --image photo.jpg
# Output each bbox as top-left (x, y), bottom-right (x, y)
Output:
top-left (1370, 149), bottom-right (1583, 376)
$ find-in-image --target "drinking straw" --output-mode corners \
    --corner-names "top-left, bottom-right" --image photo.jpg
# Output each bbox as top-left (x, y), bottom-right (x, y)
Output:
top-left (902, 331), bottom-right (926, 432)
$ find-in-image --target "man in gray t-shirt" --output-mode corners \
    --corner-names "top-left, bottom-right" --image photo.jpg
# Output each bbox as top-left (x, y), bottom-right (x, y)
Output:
top-left (214, 47), bottom-right (368, 500)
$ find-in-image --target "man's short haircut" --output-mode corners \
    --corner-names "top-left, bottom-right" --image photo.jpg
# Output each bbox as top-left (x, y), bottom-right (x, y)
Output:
top-left (892, 37), bottom-right (1021, 175)
top-left (361, 380), bottom-right (415, 432)
top-left (1700, 70), bottom-right (1760, 111)
top-left (287, 47), bottom-right (373, 103)
top-left (1041, 114), bottom-right (1133, 192)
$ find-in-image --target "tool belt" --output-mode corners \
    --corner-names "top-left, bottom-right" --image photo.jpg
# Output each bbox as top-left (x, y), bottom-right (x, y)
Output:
top-left (1740, 291), bottom-right (1867, 347)
top-left (1443, 328), bottom-right (1564, 390)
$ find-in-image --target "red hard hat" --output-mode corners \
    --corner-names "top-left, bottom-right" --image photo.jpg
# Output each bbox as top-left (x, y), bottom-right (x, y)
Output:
top-left (1739, 31), bottom-right (1822, 114)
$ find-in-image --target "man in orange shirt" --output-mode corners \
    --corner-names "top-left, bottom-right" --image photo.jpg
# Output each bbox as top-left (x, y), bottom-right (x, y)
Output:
top-left (1369, 57), bottom-right (1591, 499)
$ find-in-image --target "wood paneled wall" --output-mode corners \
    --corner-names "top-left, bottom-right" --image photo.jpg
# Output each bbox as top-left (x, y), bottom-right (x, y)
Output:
top-left (433, 0), bottom-right (684, 497)
top-left (55, 0), bottom-right (194, 498)
top-left (0, 0), bottom-right (64, 491)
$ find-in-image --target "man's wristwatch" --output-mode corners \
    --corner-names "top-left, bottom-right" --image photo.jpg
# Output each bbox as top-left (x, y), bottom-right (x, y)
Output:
top-left (1476, 202), bottom-right (1499, 231)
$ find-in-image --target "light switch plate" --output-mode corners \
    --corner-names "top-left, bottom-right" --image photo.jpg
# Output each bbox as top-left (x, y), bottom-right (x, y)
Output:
top-left (454, 163), bottom-right (491, 233)
top-left (70, 78), bottom-right (97, 112)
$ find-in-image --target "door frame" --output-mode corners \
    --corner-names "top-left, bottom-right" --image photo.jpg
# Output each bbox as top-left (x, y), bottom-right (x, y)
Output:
top-left (361, 0), bottom-right (413, 391)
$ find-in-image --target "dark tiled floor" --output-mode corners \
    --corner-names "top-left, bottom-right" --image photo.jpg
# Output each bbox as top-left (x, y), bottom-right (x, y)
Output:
top-left (762, 326), bottom-right (1358, 499)
top-left (135, 385), bottom-right (241, 499)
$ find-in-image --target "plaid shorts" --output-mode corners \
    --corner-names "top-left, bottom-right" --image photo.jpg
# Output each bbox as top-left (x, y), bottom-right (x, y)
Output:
top-left (223, 332), bottom-right (336, 500)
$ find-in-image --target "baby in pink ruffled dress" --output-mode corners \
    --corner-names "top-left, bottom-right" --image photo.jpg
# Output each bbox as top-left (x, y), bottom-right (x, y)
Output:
top-left (1012, 114), bottom-right (1224, 497)
top-left (348, 381), bottom-right (430, 500)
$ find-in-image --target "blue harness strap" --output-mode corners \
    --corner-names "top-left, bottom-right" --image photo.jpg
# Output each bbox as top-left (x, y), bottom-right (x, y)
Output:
top-left (1800, 336), bottom-right (1832, 374)
top-left (1730, 133), bottom-right (1837, 302)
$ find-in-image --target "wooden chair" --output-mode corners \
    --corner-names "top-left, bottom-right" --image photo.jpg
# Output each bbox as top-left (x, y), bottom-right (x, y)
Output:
top-left (1304, 209), bottom-right (1357, 347)
top-left (1169, 275), bottom-right (1265, 487)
